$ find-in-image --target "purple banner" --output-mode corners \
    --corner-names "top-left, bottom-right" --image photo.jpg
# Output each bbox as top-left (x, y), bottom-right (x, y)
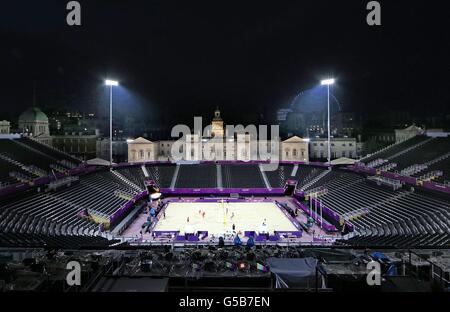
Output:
top-left (422, 181), bottom-right (450, 194)
top-left (275, 231), bottom-right (302, 238)
top-left (0, 182), bottom-right (30, 197)
top-left (152, 231), bottom-right (179, 237)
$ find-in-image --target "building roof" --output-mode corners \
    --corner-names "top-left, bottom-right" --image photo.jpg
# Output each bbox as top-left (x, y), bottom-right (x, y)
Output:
top-left (310, 137), bottom-right (356, 141)
top-left (128, 137), bottom-right (153, 144)
top-left (399, 125), bottom-right (423, 132)
top-left (283, 135), bottom-right (306, 143)
top-left (19, 107), bottom-right (48, 122)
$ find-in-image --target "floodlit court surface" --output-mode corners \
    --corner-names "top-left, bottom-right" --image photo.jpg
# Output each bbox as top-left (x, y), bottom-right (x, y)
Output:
top-left (152, 200), bottom-right (298, 236)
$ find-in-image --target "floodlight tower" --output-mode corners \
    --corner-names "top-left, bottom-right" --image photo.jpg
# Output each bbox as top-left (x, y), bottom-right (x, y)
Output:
top-left (105, 79), bottom-right (119, 166)
top-left (320, 78), bottom-right (335, 168)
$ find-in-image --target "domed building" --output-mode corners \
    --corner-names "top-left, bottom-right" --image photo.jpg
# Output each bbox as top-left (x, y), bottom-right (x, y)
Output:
top-left (18, 107), bottom-right (52, 145)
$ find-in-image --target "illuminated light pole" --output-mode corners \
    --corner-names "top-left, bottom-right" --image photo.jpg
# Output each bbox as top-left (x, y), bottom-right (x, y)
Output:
top-left (105, 79), bottom-right (119, 166)
top-left (320, 78), bottom-right (335, 169)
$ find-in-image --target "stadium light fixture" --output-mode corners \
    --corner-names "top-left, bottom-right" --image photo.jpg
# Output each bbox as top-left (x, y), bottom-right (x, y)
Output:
top-left (105, 79), bottom-right (119, 86)
top-left (321, 78), bottom-right (335, 86)
top-left (105, 79), bottom-right (119, 166)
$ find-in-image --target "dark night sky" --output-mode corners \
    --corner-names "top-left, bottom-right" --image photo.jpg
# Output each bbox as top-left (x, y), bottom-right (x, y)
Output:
top-left (1, 0), bottom-right (449, 127)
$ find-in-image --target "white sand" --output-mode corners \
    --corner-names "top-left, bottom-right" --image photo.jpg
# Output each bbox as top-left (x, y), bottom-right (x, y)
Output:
top-left (153, 201), bottom-right (297, 236)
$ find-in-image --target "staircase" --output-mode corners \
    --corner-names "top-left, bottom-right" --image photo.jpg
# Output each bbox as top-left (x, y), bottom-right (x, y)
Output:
top-left (300, 169), bottom-right (331, 191)
top-left (141, 165), bottom-right (149, 178)
top-left (170, 165), bottom-right (180, 190)
top-left (258, 164), bottom-right (271, 190)
top-left (291, 164), bottom-right (298, 177)
top-left (111, 170), bottom-right (142, 192)
top-left (216, 164), bottom-right (223, 189)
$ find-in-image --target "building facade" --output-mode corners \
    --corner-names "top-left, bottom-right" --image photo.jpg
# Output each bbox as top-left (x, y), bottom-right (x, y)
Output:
top-left (395, 125), bottom-right (424, 143)
top-left (127, 109), bottom-right (310, 163)
top-left (0, 120), bottom-right (10, 134)
top-left (18, 107), bottom-right (52, 145)
top-left (309, 137), bottom-right (357, 160)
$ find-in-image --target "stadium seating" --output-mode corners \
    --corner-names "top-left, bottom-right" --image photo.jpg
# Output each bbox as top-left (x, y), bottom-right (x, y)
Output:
top-left (419, 156), bottom-right (450, 184)
top-left (335, 233), bottom-right (450, 248)
top-left (0, 139), bottom-right (54, 173)
top-left (222, 164), bottom-right (266, 188)
top-left (175, 164), bottom-right (217, 188)
top-left (17, 137), bottom-right (81, 166)
top-left (0, 233), bottom-right (116, 248)
top-left (0, 138), bottom-right (83, 187)
top-left (361, 135), bottom-right (430, 165)
top-left (145, 165), bottom-right (177, 188)
top-left (0, 157), bottom-right (33, 186)
top-left (0, 170), bottom-right (139, 236)
top-left (361, 135), bottom-right (450, 184)
top-left (304, 168), bottom-right (450, 242)
top-left (114, 166), bottom-right (147, 190)
top-left (390, 137), bottom-right (450, 171)
top-left (264, 165), bottom-right (325, 189)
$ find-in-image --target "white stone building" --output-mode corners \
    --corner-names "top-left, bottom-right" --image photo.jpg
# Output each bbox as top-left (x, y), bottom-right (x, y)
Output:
top-left (0, 120), bottom-right (10, 134)
top-left (395, 125), bottom-right (424, 143)
top-left (127, 109), bottom-right (310, 163)
top-left (309, 137), bottom-right (357, 160)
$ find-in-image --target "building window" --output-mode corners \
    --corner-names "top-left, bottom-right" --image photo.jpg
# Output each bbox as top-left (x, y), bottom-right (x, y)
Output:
top-left (293, 149), bottom-right (297, 157)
